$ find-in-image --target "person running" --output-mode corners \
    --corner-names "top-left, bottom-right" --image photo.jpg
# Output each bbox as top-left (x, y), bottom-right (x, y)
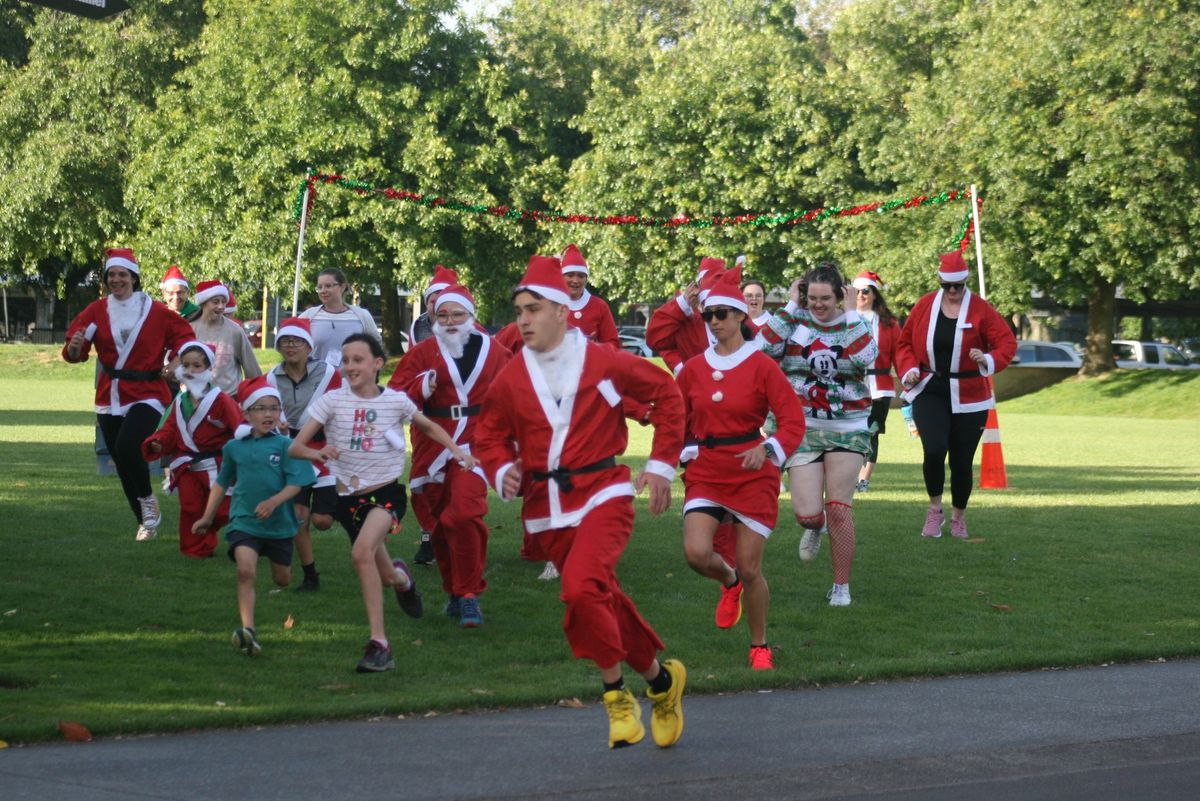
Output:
top-left (63, 247), bottom-right (195, 541)
top-left (741, 279), bottom-right (771, 337)
top-left (388, 284), bottom-right (509, 628)
top-left (559, 244), bottom-right (620, 347)
top-left (142, 341), bottom-right (244, 559)
top-left (159, 265), bottom-right (198, 319)
top-left (475, 255), bottom-right (687, 750)
top-left (851, 271), bottom-right (903, 493)
top-left (677, 268), bottom-right (806, 670)
top-left (762, 262), bottom-right (877, 607)
top-left (189, 281), bottom-right (261, 395)
top-left (896, 251), bottom-right (1017, 539)
top-left (266, 317), bottom-right (342, 591)
top-left (301, 268), bottom-right (382, 367)
top-left (193, 376), bottom-right (316, 657)
top-left (289, 334), bottom-right (475, 673)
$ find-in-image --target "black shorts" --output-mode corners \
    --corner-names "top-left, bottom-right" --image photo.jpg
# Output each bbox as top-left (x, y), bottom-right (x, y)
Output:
top-left (226, 530), bottom-right (294, 567)
top-left (335, 480), bottom-right (408, 544)
top-left (686, 505), bottom-right (733, 524)
top-left (296, 484), bottom-right (338, 517)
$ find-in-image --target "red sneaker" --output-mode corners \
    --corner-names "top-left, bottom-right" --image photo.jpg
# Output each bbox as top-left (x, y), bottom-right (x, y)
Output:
top-left (749, 645), bottom-right (774, 671)
top-left (715, 581), bottom-right (744, 629)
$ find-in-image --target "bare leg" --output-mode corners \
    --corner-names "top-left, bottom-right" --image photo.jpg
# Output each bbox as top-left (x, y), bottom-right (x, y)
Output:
top-left (734, 523), bottom-right (768, 645)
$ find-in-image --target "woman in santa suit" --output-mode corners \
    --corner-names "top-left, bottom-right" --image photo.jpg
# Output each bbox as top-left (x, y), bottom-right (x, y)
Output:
top-left (850, 271), bottom-right (903, 493)
top-left (677, 268), bottom-right (805, 671)
top-left (741, 279), bottom-right (772, 338)
top-left (63, 248), bottom-right (196, 541)
top-left (896, 251), bottom-right (1016, 539)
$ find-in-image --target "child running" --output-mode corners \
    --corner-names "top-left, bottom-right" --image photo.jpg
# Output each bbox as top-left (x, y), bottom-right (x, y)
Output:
top-left (193, 376), bottom-right (317, 656)
top-left (289, 333), bottom-right (477, 673)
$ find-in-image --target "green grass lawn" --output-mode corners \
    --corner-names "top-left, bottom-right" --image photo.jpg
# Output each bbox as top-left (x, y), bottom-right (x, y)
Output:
top-left (1, 344), bottom-right (1198, 744)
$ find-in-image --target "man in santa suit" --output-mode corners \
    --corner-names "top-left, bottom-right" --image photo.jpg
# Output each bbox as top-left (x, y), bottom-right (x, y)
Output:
top-left (387, 283), bottom-right (509, 628)
top-left (160, 264), bottom-right (199, 320)
top-left (475, 255), bottom-right (688, 751)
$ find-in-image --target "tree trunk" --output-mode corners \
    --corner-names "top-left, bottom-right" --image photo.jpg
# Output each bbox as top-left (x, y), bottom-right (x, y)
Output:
top-left (1081, 277), bottom-right (1116, 377)
top-left (380, 273), bottom-right (405, 356)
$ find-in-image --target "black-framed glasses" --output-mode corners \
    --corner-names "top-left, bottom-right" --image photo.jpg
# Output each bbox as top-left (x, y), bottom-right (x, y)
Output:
top-left (700, 308), bottom-right (733, 322)
top-left (940, 282), bottom-right (965, 291)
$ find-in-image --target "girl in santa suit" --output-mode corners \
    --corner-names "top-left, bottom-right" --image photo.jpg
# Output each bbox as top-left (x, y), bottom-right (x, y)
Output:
top-left (63, 248), bottom-right (196, 541)
top-left (741, 279), bottom-right (772, 338)
top-left (896, 251), bottom-right (1016, 539)
top-left (850, 271), bottom-right (903, 493)
top-left (142, 341), bottom-right (243, 558)
top-left (677, 268), bottom-right (806, 671)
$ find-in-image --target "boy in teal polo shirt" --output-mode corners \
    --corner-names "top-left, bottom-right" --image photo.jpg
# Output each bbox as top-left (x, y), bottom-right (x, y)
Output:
top-left (194, 376), bottom-right (316, 656)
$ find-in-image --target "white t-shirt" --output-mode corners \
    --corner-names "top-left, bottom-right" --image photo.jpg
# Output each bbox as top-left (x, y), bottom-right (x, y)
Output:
top-left (306, 385), bottom-right (418, 494)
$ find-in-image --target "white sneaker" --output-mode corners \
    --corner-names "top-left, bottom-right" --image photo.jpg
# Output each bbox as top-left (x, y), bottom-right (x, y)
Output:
top-left (135, 524), bottom-right (158, 542)
top-left (138, 494), bottom-right (162, 529)
top-left (537, 561), bottom-right (560, 581)
top-left (798, 528), bottom-right (824, 563)
top-left (827, 583), bottom-right (851, 607)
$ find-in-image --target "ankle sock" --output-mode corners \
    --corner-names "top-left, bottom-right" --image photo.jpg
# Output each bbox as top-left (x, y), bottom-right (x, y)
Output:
top-left (603, 678), bottom-right (625, 693)
top-left (302, 562), bottom-right (317, 578)
top-left (648, 665), bottom-right (673, 694)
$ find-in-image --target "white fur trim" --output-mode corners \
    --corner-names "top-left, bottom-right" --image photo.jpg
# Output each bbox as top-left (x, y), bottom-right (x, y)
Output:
top-left (675, 293), bottom-right (693, 316)
top-left (516, 283), bottom-right (570, 306)
top-left (105, 255), bottom-right (139, 274)
top-left (423, 281), bottom-right (450, 299)
top-left (703, 341), bottom-right (758, 371)
top-left (682, 498), bottom-right (772, 537)
top-left (240, 386), bottom-right (281, 410)
top-left (178, 341), bottom-right (216, 367)
top-left (161, 277), bottom-right (188, 289)
top-left (703, 294), bottom-right (748, 314)
top-left (234, 423), bottom-right (253, 440)
top-left (434, 292), bottom-right (476, 316)
top-left (938, 268), bottom-right (970, 283)
top-left (643, 458), bottom-right (676, 483)
top-left (596, 378), bottom-right (621, 407)
top-left (194, 284), bottom-right (229, 305)
top-left (276, 323), bottom-right (314, 349)
top-left (494, 462), bottom-right (516, 499)
top-left (981, 353), bottom-right (995, 377)
top-left (679, 444), bottom-right (699, 463)
top-left (763, 436), bottom-right (785, 467)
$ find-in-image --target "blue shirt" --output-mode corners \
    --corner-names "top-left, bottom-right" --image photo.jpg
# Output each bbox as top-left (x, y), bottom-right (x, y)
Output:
top-left (217, 432), bottom-right (316, 539)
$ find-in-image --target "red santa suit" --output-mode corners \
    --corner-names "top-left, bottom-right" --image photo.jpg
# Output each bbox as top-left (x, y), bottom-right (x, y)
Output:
top-left (475, 329), bottom-right (685, 671)
top-left (141, 385), bottom-right (243, 557)
top-left (565, 290), bottom-right (620, 347)
top-left (896, 289), bottom-right (1017, 413)
top-left (677, 343), bottom-right (806, 534)
top-left (861, 313), bottom-right (902, 399)
top-left (388, 323), bottom-right (509, 599)
top-left (646, 294), bottom-right (713, 376)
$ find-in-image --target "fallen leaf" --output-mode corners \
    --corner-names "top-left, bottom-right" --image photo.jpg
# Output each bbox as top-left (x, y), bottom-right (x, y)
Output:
top-left (974, 590), bottom-right (988, 596)
top-left (57, 721), bottom-right (92, 742)
top-left (3, 609), bottom-right (16, 616)
top-left (990, 603), bottom-right (1013, 613)
top-left (423, 711), bottom-right (439, 718)
top-left (557, 697), bottom-right (586, 709)
top-left (470, 688), bottom-right (493, 695)
top-left (410, 639), bottom-right (423, 646)
top-left (283, 614), bottom-right (294, 630)
top-left (965, 537), bottom-right (986, 543)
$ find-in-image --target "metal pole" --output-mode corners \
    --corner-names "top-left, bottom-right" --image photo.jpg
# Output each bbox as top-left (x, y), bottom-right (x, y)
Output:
top-left (260, 288), bottom-right (269, 349)
top-left (291, 180), bottom-right (312, 316)
top-left (2, 286), bottom-right (8, 340)
top-left (970, 183), bottom-right (986, 300)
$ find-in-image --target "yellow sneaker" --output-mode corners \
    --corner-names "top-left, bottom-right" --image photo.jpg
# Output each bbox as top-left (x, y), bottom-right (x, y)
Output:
top-left (602, 687), bottom-right (644, 749)
top-left (645, 659), bottom-right (686, 748)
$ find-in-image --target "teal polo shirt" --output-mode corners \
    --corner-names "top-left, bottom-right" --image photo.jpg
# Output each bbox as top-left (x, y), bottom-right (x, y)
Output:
top-left (217, 432), bottom-right (316, 539)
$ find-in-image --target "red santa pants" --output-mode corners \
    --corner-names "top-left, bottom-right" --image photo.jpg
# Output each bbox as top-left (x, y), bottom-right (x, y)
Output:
top-left (424, 463), bottom-right (490, 597)
top-left (538, 498), bottom-right (664, 673)
top-left (176, 468), bottom-right (229, 559)
top-left (410, 485), bottom-right (438, 534)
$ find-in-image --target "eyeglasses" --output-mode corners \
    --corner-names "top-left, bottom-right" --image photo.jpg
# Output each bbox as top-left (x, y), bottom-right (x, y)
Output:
top-left (855, 288), bottom-right (872, 295)
top-left (940, 282), bottom-right (965, 291)
top-left (435, 311), bottom-right (471, 324)
top-left (277, 337), bottom-right (306, 348)
top-left (700, 308), bottom-right (734, 322)
top-left (247, 405), bottom-right (281, 414)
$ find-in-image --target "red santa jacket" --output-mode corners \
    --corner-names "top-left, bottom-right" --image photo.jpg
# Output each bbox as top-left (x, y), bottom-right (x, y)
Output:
top-left (645, 294), bottom-right (713, 375)
top-left (565, 290), bottom-right (619, 347)
top-left (388, 331), bottom-right (509, 489)
top-left (863, 313), bottom-right (902, 398)
top-left (141, 386), bottom-right (243, 488)
top-left (63, 294), bottom-right (195, 415)
top-left (896, 289), bottom-right (1017, 413)
top-left (475, 330), bottom-right (685, 533)
top-left (493, 322), bottom-right (524, 355)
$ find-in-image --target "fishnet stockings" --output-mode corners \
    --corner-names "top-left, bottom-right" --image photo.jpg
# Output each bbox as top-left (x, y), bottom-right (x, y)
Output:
top-left (825, 501), bottom-right (856, 585)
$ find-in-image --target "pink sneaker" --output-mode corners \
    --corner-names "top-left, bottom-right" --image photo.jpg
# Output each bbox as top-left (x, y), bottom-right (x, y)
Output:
top-left (950, 515), bottom-right (968, 539)
top-left (921, 507), bottom-right (944, 538)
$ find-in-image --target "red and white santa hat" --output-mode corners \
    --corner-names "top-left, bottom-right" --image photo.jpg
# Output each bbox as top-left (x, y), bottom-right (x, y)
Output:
top-left (514, 255), bottom-right (570, 305)
top-left (434, 283), bottom-right (477, 317)
top-left (160, 264), bottom-right (188, 289)
top-left (237, 375), bottom-right (281, 410)
top-left (696, 256), bottom-right (726, 284)
top-left (194, 280), bottom-right (230, 306)
top-left (852, 270), bottom-right (883, 291)
top-left (178, 340), bottom-right (216, 368)
top-left (275, 317), bottom-right (314, 350)
top-left (105, 247), bottom-right (139, 275)
top-left (697, 257), bottom-right (727, 302)
top-left (938, 251), bottom-right (970, 283)
top-left (560, 244), bottom-right (588, 276)
top-left (423, 264), bottom-right (459, 301)
top-left (224, 292), bottom-right (238, 315)
top-left (702, 266), bottom-right (748, 313)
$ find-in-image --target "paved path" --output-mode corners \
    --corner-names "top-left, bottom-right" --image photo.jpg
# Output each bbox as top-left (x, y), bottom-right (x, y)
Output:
top-left (3, 659), bottom-right (1199, 801)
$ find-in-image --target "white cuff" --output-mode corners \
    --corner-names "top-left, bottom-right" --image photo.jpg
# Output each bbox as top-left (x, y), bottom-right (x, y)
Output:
top-left (84, 322), bottom-right (98, 341)
top-left (678, 445), bottom-right (699, 464)
top-left (763, 437), bottom-right (785, 467)
top-left (675, 293), bottom-right (692, 316)
top-left (784, 300), bottom-right (799, 316)
top-left (980, 354), bottom-right (995, 377)
top-left (902, 367), bottom-right (920, 385)
top-left (234, 423), bottom-right (253, 440)
top-left (383, 427), bottom-right (406, 450)
top-left (494, 462), bottom-right (516, 500)
top-left (643, 458), bottom-right (676, 483)
top-left (421, 370), bottom-right (435, 399)
top-left (672, 362), bottom-right (683, 376)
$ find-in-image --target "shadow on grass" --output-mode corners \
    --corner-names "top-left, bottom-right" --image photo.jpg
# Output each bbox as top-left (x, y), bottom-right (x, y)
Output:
top-left (0, 409), bottom-right (101, 428)
top-left (1070, 369), bottom-right (1200, 398)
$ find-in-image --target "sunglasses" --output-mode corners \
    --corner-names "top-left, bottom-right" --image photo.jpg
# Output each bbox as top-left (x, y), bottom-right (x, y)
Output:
top-left (700, 308), bottom-right (735, 322)
top-left (855, 288), bottom-right (872, 295)
top-left (940, 282), bottom-right (965, 291)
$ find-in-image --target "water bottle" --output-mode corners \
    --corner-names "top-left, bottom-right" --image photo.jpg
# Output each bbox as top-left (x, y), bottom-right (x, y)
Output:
top-left (901, 403), bottom-right (919, 438)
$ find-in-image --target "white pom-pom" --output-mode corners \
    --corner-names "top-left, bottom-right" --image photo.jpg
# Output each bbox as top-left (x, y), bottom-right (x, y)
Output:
top-left (712, 370), bottom-right (724, 382)
top-left (711, 391), bottom-right (724, 403)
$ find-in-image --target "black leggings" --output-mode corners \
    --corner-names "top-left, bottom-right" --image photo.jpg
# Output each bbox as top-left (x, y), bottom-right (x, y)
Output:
top-left (910, 393), bottom-right (988, 510)
top-left (98, 405), bottom-right (160, 523)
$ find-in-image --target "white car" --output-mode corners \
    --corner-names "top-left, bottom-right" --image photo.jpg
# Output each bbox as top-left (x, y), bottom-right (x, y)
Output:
top-left (1112, 340), bottom-right (1200, 370)
top-left (1012, 340), bottom-right (1082, 369)
top-left (619, 334), bottom-right (655, 357)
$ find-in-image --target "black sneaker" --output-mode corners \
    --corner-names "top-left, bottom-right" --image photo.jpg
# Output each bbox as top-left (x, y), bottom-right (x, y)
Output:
top-left (232, 627), bottom-right (261, 656)
top-left (355, 639), bottom-right (394, 673)
top-left (392, 559), bottom-right (424, 618)
top-left (294, 573), bottom-right (320, 592)
top-left (444, 595), bottom-right (461, 618)
top-left (413, 536), bottom-right (436, 565)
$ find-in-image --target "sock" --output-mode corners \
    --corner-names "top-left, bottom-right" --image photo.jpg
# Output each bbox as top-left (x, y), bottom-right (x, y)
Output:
top-left (751, 642), bottom-right (769, 650)
top-left (723, 570), bottom-right (740, 590)
top-left (647, 665), bottom-right (672, 694)
top-left (372, 637), bottom-right (389, 649)
top-left (302, 562), bottom-right (317, 578)
top-left (603, 678), bottom-right (625, 693)
top-left (394, 569), bottom-right (411, 591)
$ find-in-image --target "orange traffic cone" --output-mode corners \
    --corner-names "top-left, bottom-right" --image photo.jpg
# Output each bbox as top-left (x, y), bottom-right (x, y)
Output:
top-left (979, 408), bottom-right (1008, 489)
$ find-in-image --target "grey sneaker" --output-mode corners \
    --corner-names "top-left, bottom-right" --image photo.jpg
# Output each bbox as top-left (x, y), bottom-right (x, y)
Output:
top-left (855, 479), bottom-right (870, 493)
top-left (232, 627), bottom-right (261, 656)
top-left (798, 528), bottom-right (823, 563)
top-left (392, 559), bottom-right (424, 618)
top-left (538, 561), bottom-right (560, 581)
top-left (138, 494), bottom-right (161, 529)
top-left (355, 639), bottom-right (394, 673)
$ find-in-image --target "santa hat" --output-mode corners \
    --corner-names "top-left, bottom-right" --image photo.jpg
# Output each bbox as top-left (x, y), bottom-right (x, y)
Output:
top-left (224, 292), bottom-right (238, 314)
top-left (194, 280), bottom-right (230, 306)
top-left (105, 248), bottom-right (139, 275)
top-left (514, 255), bottom-right (570, 305)
top-left (560, 244), bottom-right (588, 276)
top-left (275, 317), bottom-right (314, 350)
top-left (237, 375), bottom-right (281, 410)
top-left (423, 264), bottom-right (459, 301)
top-left (702, 266), bottom-right (748, 314)
top-left (177, 340), bottom-right (216, 368)
top-left (160, 264), bottom-right (188, 289)
top-left (698, 259), bottom-right (727, 302)
top-left (938, 251), bottom-right (970, 283)
top-left (696, 256), bottom-right (726, 284)
top-left (434, 284), bottom-right (477, 317)
top-left (852, 270), bottom-right (883, 291)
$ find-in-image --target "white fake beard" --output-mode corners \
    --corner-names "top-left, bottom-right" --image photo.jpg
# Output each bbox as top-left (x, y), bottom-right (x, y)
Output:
top-left (175, 366), bottom-right (215, 398)
top-left (433, 321), bottom-right (472, 360)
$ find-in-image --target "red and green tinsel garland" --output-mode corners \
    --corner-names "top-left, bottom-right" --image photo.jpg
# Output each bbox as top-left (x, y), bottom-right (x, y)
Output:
top-left (292, 171), bottom-right (976, 234)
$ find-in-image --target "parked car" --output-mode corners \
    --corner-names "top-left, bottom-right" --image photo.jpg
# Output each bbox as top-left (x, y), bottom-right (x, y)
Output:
top-left (618, 325), bottom-right (646, 339)
top-left (1012, 340), bottom-right (1082, 369)
top-left (1178, 337), bottom-right (1200, 363)
top-left (995, 339), bottom-right (1081, 401)
top-left (619, 334), bottom-right (655, 357)
top-left (243, 319), bottom-right (263, 348)
top-left (1112, 340), bottom-right (1200, 370)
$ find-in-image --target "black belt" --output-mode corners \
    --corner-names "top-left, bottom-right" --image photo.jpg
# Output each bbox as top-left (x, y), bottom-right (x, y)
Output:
top-left (866, 368), bottom-right (891, 376)
top-left (424, 403), bottom-right (481, 420)
top-left (688, 430), bottom-right (761, 449)
top-left (102, 364), bottom-right (162, 381)
top-left (531, 456), bottom-right (617, 493)
top-left (190, 451), bottom-right (221, 463)
top-left (920, 364), bottom-right (980, 379)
